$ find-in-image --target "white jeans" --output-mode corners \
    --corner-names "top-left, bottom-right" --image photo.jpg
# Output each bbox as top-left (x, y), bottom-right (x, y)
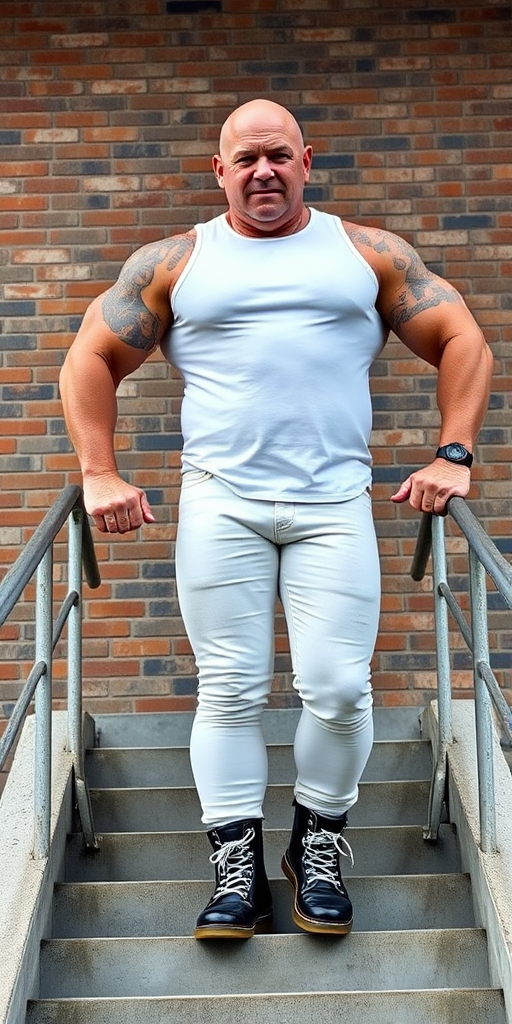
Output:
top-left (176, 472), bottom-right (381, 826)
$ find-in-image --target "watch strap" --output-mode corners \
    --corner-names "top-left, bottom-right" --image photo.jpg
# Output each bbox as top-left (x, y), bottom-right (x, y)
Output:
top-left (436, 443), bottom-right (473, 468)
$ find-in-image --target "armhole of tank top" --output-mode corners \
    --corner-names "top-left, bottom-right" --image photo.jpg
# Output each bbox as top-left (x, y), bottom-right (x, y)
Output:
top-left (334, 217), bottom-right (380, 298)
top-left (169, 222), bottom-right (205, 315)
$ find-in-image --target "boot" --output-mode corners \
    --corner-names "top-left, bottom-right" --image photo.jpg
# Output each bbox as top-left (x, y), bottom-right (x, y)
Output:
top-left (194, 818), bottom-right (273, 939)
top-left (281, 800), bottom-right (354, 935)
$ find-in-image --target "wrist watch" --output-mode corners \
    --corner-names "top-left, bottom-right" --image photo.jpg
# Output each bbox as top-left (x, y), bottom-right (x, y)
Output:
top-left (436, 442), bottom-right (473, 468)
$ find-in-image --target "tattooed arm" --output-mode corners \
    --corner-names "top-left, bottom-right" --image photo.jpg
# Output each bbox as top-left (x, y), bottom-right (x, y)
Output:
top-left (60, 232), bottom-right (195, 533)
top-left (345, 223), bottom-right (494, 513)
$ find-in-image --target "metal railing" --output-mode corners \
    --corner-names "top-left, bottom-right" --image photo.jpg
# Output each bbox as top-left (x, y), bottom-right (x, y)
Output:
top-left (0, 485), bottom-right (101, 858)
top-left (412, 496), bottom-right (512, 853)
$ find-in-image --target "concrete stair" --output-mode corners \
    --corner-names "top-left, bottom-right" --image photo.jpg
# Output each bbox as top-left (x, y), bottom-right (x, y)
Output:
top-left (26, 708), bottom-right (507, 1023)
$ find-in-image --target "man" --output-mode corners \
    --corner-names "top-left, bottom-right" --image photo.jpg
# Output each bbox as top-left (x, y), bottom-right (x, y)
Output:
top-left (60, 99), bottom-right (493, 941)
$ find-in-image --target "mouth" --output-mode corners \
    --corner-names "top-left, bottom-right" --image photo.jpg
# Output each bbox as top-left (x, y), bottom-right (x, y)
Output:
top-left (247, 189), bottom-right (284, 197)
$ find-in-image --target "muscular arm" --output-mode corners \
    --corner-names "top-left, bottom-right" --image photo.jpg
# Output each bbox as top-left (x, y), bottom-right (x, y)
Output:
top-left (345, 224), bottom-right (494, 513)
top-left (60, 232), bottom-right (195, 532)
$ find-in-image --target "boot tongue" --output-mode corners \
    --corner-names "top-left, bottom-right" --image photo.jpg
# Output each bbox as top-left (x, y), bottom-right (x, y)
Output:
top-left (211, 819), bottom-right (252, 844)
top-left (310, 809), bottom-right (348, 834)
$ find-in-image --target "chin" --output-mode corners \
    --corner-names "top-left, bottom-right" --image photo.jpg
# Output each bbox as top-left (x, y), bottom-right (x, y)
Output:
top-left (246, 203), bottom-right (287, 222)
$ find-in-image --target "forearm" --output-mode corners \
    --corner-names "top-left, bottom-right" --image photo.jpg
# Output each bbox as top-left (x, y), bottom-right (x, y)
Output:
top-left (60, 346), bottom-right (120, 480)
top-left (391, 323), bottom-right (493, 513)
top-left (436, 328), bottom-right (493, 450)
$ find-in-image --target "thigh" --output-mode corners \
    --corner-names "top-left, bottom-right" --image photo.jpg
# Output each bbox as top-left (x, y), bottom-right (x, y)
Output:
top-left (279, 491), bottom-right (381, 717)
top-left (176, 474), bottom-right (279, 708)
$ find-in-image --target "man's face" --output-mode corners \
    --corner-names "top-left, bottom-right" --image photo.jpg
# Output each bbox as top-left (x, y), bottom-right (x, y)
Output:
top-left (212, 105), bottom-right (313, 237)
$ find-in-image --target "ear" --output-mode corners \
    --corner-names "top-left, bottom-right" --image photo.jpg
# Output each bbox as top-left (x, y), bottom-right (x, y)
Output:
top-left (212, 154), bottom-right (225, 189)
top-left (302, 145), bottom-right (313, 183)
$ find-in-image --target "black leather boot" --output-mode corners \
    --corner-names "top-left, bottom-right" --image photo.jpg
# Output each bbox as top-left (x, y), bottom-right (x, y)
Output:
top-left (282, 800), bottom-right (353, 935)
top-left (194, 818), bottom-right (273, 939)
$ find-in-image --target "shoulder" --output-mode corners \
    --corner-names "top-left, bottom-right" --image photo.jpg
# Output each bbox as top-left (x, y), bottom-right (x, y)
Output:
top-left (120, 228), bottom-right (197, 288)
top-left (340, 222), bottom-right (465, 337)
top-left (100, 229), bottom-right (197, 354)
top-left (341, 221), bottom-right (422, 283)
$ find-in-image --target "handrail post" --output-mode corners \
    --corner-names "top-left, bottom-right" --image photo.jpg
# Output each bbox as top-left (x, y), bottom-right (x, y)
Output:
top-left (67, 505), bottom-right (98, 849)
top-left (33, 545), bottom-right (53, 860)
top-left (411, 497), bottom-right (510, 853)
top-left (424, 514), bottom-right (453, 840)
top-left (67, 506), bottom-right (83, 758)
top-left (469, 548), bottom-right (497, 853)
top-left (0, 486), bottom-right (102, 855)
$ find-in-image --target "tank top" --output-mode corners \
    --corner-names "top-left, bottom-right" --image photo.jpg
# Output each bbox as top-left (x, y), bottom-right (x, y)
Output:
top-left (160, 208), bottom-right (387, 502)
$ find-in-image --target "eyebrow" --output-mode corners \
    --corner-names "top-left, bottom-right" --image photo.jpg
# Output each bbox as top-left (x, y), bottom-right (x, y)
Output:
top-left (233, 144), bottom-right (294, 159)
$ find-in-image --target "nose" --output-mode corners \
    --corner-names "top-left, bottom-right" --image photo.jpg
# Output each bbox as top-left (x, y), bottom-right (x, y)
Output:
top-left (254, 156), bottom-right (275, 180)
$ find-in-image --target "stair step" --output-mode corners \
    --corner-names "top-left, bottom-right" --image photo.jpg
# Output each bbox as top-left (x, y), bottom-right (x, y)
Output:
top-left (93, 706), bottom-right (424, 748)
top-left (64, 825), bottom-right (461, 882)
top-left (52, 873), bottom-right (475, 937)
top-left (25, 705), bottom-right (506, 1024)
top-left (88, 780), bottom-right (432, 831)
top-left (85, 739), bottom-right (432, 787)
top-left (38, 930), bottom-right (492, 998)
top-left (26, 988), bottom-right (508, 1024)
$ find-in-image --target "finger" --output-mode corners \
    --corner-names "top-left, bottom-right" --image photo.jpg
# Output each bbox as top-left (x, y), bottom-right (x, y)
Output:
top-left (390, 478), bottom-right (412, 503)
top-left (126, 499), bottom-right (144, 530)
top-left (92, 514), bottom-right (108, 533)
top-left (140, 492), bottom-right (156, 524)
top-left (103, 511), bottom-right (120, 533)
top-left (431, 490), bottom-right (450, 516)
top-left (116, 512), bottom-right (131, 533)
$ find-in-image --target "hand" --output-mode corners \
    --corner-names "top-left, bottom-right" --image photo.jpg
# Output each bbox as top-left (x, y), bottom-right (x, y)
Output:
top-left (390, 458), bottom-right (471, 515)
top-left (83, 473), bottom-right (156, 534)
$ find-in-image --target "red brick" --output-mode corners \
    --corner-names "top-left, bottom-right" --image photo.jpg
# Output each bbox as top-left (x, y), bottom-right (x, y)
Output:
top-left (0, 1), bottom-right (511, 746)
top-left (135, 697), bottom-right (197, 713)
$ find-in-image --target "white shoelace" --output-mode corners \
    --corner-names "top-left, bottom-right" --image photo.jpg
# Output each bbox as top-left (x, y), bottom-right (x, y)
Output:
top-left (302, 827), bottom-right (354, 890)
top-left (209, 827), bottom-right (255, 900)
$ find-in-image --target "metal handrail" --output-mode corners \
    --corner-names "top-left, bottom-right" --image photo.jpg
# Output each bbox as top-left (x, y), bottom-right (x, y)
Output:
top-left (0, 485), bottom-right (101, 857)
top-left (412, 496), bottom-right (512, 852)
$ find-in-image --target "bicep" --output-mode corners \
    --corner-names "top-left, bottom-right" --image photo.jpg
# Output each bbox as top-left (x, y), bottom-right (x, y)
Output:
top-left (64, 232), bottom-right (194, 387)
top-left (99, 232), bottom-right (194, 353)
top-left (100, 251), bottom-right (172, 356)
top-left (375, 234), bottom-right (476, 366)
top-left (64, 297), bottom-right (154, 390)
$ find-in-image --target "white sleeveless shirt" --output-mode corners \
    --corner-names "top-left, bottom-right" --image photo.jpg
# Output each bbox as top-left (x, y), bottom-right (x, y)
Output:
top-left (161, 209), bottom-right (386, 502)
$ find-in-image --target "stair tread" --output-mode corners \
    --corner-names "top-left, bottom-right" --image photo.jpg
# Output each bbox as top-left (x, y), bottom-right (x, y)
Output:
top-left (38, 929), bottom-right (492, 998)
top-left (64, 824), bottom-right (461, 881)
top-left (87, 779), bottom-right (433, 829)
top-left (52, 872), bottom-right (476, 936)
top-left (85, 739), bottom-right (433, 786)
top-left (93, 706), bottom-right (424, 747)
top-left (23, 706), bottom-right (508, 1023)
top-left (26, 989), bottom-right (508, 1024)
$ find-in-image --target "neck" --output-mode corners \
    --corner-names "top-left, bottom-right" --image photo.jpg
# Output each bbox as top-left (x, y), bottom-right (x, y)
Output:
top-left (226, 206), bottom-right (310, 238)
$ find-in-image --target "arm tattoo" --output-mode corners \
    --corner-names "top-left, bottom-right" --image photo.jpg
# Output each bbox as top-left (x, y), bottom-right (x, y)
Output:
top-left (102, 233), bottom-right (195, 350)
top-left (347, 225), bottom-right (461, 334)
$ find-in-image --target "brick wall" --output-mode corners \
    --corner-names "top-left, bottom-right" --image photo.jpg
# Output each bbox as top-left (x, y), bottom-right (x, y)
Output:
top-left (1, 0), bottom-right (511, 777)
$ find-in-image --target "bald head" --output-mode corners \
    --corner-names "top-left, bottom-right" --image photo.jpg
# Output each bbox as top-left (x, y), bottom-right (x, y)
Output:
top-left (219, 99), bottom-right (304, 158)
top-left (212, 98), bottom-right (312, 237)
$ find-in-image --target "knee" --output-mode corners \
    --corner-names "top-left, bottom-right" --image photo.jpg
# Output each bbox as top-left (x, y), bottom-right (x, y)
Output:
top-left (298, 664), bottom-right (373, 726)
top-left (196, 676), bottom-right (269, 722)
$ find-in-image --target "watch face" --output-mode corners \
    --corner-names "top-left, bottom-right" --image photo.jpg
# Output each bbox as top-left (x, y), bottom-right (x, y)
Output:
top-left (446, 443), bottom-right (467, 461)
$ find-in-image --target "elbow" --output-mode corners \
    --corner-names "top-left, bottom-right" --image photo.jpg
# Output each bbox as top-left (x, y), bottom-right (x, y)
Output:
top-left (59, 354), bottom-right (69, 401)
top-left (484, 339), bottom-right (494, 379)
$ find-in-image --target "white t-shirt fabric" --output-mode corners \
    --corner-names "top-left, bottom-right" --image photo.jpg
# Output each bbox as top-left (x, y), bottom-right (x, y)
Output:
top-left (161, 208), bottom-right (387, 502)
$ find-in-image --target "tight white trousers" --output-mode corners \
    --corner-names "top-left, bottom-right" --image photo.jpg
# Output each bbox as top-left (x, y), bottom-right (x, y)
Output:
top-left (176, 472), bottom-right (381, 826)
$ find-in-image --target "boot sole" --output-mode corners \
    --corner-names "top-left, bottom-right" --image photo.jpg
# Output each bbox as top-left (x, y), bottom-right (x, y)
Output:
top-left (194, 914), bottom-right (273, 940)
top-left (281, 854), bottom-right (353, 936)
